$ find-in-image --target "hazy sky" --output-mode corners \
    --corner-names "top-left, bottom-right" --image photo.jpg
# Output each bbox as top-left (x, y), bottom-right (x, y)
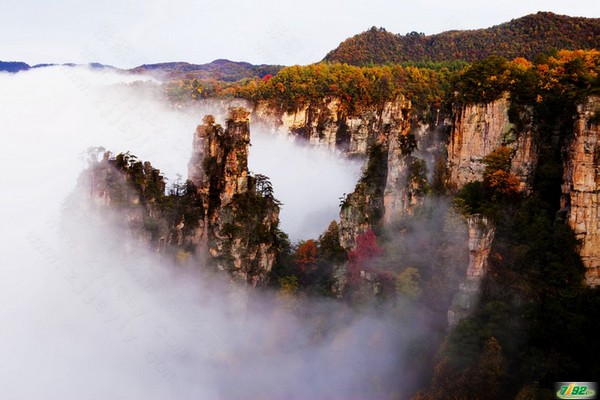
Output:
top-left (1, 0), bottom-right (600, 67)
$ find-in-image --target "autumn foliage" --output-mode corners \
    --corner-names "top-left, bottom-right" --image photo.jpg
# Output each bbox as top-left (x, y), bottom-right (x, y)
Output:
top-left (293, 240), bottom-right (317, 273)
top-left (482, 147), bottom-right (521, 198)
top-left (323, 13), bottom-right (600, 65)
top-left (347, 230), bottom-right (383, 286)
top-left (453, 146), bottom-right (522, 216)
top-left (164, 62), bottom-right (454, 118)
top-left (485, 170), bottom-right (521, 197)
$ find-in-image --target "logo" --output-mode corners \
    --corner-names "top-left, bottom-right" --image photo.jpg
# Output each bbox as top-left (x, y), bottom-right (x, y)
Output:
top-left (556, 382), bottom-right (597, 399)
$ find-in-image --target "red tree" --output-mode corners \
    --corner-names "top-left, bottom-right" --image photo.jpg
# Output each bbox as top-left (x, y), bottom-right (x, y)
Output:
top-left (347, 230), bottom-right (383, 285)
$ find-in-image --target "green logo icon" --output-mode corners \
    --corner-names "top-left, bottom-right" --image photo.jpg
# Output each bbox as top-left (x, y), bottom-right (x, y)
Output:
top-left (556, 382), bottom-right (597, 399)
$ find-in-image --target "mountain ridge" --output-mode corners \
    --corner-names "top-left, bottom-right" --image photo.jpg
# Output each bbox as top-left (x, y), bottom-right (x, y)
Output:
top-left (129, 59), bottom-right (283, 81)
top-left (0, 58), bottom-right (283, 83)
top-left (323, 11), bottom-right (600, 65)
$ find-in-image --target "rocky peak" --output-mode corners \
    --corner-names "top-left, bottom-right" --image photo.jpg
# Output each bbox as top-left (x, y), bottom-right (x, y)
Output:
top-left (189, 109), bottom-right (250, 208)
top-left (189, 108), bottom-right (281, 286)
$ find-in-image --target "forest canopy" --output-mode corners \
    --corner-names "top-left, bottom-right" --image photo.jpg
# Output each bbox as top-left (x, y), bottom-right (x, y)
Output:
top-left (323, 12), bottom-right (600, 65)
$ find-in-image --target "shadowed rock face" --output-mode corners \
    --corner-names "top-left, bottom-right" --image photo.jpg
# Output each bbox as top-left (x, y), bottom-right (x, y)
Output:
top-left (562, 96), bottom-right (600, 286)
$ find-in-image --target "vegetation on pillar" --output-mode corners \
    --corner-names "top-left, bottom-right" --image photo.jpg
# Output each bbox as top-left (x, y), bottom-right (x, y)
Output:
top-left (456, 56), bottom-right (513, 104)
top-left (293, 240), bottom-right (317, 273)
top-left (317, 220), bottom-right (347, 265)
top-left (85, 151), bottom-right (204, 254)
top-left (112, 151), bottom-right (167, 204)
top-left (196, 109), bottom-right (282, 285)
top-left (455, 49), bottom-right (600, 108)
top-left (340, 143), bottom-right (389, 231)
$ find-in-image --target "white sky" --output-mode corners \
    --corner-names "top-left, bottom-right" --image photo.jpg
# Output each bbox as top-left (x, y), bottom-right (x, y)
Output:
top-left (1, 0), bottom-right (599, 68)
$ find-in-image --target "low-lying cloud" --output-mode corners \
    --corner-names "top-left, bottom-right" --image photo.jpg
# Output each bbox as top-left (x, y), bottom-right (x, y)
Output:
top-left (249, 129), bottom-right (362, 240)
top-left (0, 67), bottom-right (408, 399)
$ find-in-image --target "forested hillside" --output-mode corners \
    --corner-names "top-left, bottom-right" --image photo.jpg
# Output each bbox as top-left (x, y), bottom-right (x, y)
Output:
top-left (323, 12), bottom-right (600, 65)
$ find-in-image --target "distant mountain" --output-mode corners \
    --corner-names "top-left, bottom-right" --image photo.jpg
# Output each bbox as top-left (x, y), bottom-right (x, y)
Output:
top-left (31, 63), bottom-right (57, 68)
top-left (1, 58), bottom-right (282, 82)
top-left (57, 62), bottom-right (116, 70)
top-left (0, 61), bottom-right (116, 72)
top-left (89, 62), bottom-right (116, 70)
top-left (323, 12), bottom-right (600, 65)
top-left (0, 61), bottom-right (30, 72)
top-left (129, 59), bottom-right (283, 82)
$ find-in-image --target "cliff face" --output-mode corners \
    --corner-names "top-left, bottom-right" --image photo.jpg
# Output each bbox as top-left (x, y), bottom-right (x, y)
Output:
top-left (562, 96), bottom-right (600, 286)
top-left (254, 97), bottom-right (407, 155)
top-left (189, 108), bottom-right (280, 286)
top-left (257, 96), bottom-right (446, 238)
top-left (334, 100), bottom-right (452, 301)
top-left (335, 96), bottom-right (447, 250)
top-left (448, 215), bottom-right (495, 325)
top-left (383, 120), bottom-right (443, 223)
top-left (445, 95), bottom-right (600, 290)
top-left (332, 94), bottom-right (543, 305)
top-left (447, 95), bottom-right (537, 191)
top-left (338, 120), bottom-right (425, 249)
top-left (320, 92), bottom-right (600, 300)
top-left (465, 215), bottom-right (495, 279)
